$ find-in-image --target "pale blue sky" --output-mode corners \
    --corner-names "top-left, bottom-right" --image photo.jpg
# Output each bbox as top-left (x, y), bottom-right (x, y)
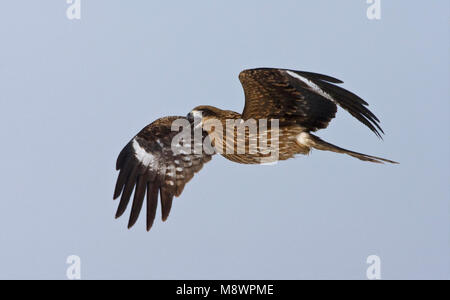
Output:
top-left (0, 1), bottom-right (448, 279)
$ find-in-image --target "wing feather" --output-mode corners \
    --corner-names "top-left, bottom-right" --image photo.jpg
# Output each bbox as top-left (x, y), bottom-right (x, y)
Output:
top-left (160, 187), bottom-right (174, 222)
top-left (239, 68), bottom-right (384, 137)
top-left (113, 116), bottom-right (214, 230)
top-left (128, 175), bottom-right (147, 229)
top-left (115, 165), bottom-right (138, 219)
top-left (146, 181), bottom-right (159, 231)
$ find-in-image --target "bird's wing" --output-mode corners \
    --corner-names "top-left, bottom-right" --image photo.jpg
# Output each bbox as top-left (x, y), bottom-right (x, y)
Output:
top-left (113, 116), bottom-right (213, 231)
top-left (239, 68), bottom-right (383, 137)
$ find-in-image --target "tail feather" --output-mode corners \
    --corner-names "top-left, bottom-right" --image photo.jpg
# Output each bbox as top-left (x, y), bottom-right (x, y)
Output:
top-left (301, 133), bottom-right (398, 164)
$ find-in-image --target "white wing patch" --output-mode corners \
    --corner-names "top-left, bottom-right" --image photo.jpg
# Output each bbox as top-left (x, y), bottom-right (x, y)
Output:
top-left (132, 138), bottom-right (158, 169)
top-left (285, 70), bottom-right (336, 103)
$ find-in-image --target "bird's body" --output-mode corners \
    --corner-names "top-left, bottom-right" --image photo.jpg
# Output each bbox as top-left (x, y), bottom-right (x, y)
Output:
top-left (113, 68), bottom-right (398, 231)
top-left (220, 124), bottom-right (308, 164)
top-left (189, 105), bottom-right (309, 164)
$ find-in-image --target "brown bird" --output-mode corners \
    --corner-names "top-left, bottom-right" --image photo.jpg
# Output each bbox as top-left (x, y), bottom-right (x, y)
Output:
top-left (113, 68), bottom-right (398, 231)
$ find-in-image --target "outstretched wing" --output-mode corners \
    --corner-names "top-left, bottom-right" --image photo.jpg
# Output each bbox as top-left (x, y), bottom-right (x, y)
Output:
top-left (239, 68), bottom-right (383, 137)
top-left (113, 116), bottom-right (213, 231)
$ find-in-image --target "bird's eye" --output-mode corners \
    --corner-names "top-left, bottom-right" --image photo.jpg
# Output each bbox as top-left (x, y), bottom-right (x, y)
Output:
top-left (186, 112), bottom-right (194, 122)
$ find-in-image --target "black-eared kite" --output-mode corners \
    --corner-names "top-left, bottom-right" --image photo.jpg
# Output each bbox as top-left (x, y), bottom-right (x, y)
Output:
top-left (113, 68), bottom-right (398, 231)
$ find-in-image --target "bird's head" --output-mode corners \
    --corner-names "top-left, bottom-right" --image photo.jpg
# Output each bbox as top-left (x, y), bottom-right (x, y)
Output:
top-left (187, 105), bottom-right (224, 127)
top-left (187, 106), bottom-right (241, 131)
top-left (187, 105), bottom-right (222, 120)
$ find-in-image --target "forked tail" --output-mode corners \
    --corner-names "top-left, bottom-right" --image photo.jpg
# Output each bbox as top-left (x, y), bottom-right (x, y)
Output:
top-left (301, 133), bottom-right (398, 164)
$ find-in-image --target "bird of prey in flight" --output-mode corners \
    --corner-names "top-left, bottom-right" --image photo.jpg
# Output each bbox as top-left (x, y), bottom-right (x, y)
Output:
top-left (113, 68), bottom-right (397, 231)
